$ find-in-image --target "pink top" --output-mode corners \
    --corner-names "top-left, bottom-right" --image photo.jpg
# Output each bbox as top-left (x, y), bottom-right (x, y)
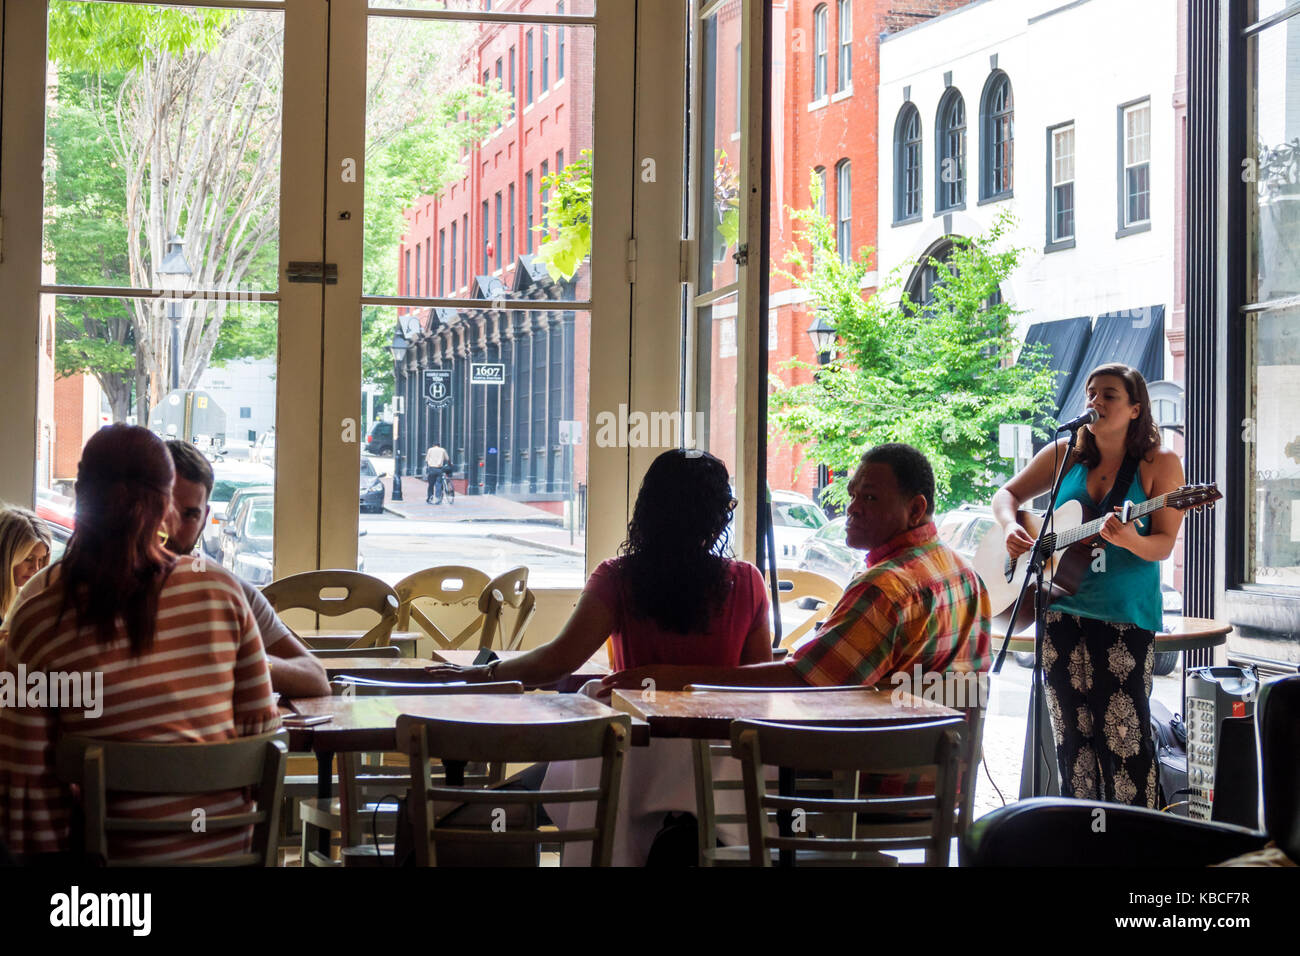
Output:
top-left (586, 557), bottom-right (769, 670)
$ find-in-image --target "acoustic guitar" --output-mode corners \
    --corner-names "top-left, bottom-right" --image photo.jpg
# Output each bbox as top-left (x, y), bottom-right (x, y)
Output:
top-left (972, 483), bottom-right (1222, 633)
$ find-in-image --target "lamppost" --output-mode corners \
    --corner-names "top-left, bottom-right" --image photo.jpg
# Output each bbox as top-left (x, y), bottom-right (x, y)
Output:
top-left (388, 327), bottom-right (409, 502)
top-left (157, 234), bottom-right (192, 391)
top-left (806, 309), bottom-right (837, 509)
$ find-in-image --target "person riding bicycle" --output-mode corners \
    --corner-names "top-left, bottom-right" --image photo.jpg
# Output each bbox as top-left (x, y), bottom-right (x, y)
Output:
top-left (425, 443), bottom-right (452, 504)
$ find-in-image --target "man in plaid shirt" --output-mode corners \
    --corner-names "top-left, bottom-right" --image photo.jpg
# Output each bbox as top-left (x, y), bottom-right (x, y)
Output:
top-left (602, 443), bottom-right (992, 692)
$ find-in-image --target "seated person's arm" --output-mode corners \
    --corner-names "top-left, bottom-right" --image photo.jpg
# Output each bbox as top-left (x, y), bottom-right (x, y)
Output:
top-left (463, 590), bottom-right (616, 688)
top-left (242, 579), bottom-right (329, 698)
top-left (266, 634), bottom-right (330, 698)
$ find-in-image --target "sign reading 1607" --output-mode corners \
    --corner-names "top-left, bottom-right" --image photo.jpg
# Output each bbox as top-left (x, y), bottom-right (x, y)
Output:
top-left (470, 363), bottom-right (506, 386)
top-left (423, 369), bottom-right (453, 409)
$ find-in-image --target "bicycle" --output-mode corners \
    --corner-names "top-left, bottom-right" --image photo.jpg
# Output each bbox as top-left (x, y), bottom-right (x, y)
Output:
top-left (433, 468), bottom-right (455, 505)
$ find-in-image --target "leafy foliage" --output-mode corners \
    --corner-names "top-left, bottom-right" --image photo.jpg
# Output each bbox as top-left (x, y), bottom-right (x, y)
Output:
top-left (48, 3), bottom-right (228, 72)
top-left (536, 150), bottom-right (593, 282)
top-left (770, 184), bottom-right (1057, 512)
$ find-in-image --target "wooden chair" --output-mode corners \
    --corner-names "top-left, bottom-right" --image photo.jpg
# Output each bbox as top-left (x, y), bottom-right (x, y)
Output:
top-left (55, 732), bottom-right (286, 867)
top-left (772, 570), bottom-right (843, 650)
top-left (476, 566), bottom-right (537, 651)
top-left (397, 712), bottom-right (629, 866)
top-left (730, 717), bottom-right (963, 866)
top-left (306, 644), bottom-right (402, 660)
top-left (687, 679), bottom-right (987, 862)
top-left (299, 679), bottom-right (523, 867)
top-left (394, 566), bottom-right (492, 650)
top-left (684, 684), bottom-right (871, 866)
top-left (262, 570), bottom-right (399, 649)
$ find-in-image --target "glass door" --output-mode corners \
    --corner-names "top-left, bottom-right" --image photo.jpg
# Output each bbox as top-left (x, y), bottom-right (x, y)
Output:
top-left (2, 0), bottom-right (330, 581)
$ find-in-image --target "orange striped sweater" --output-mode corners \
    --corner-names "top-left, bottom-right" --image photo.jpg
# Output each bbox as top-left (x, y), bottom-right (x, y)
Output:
top-left (0, 560), bottom-right (281, 862)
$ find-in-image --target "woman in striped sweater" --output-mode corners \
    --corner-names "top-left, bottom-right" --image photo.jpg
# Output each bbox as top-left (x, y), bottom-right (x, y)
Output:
top-left (0, 425), bottom-right (280, 863)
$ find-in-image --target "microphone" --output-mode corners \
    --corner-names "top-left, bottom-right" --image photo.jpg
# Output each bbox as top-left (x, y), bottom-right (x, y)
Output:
top-left (1055, 408), bottom-right (1098, 432)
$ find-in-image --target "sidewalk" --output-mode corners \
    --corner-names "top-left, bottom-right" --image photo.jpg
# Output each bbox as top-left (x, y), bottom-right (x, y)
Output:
top-left (381, 474), bottom-right (564, 525)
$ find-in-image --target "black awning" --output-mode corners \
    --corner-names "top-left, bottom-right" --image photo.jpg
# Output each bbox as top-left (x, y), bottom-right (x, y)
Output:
top-left (1057, 305), bottom-right (1166, 421)
top-left (1022, 316), bottom-right (1093, 419)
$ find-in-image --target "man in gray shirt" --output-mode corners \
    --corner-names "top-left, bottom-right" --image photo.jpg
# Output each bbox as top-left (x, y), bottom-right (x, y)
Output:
top-left (164, 441), bottom-right (330, 698)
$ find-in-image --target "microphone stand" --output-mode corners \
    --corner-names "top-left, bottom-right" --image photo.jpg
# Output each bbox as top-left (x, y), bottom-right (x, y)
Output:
top-left (992, 421), bottom-right (1085, 797)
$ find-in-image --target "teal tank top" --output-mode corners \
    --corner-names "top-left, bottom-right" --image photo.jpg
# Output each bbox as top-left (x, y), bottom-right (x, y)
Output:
top-left (1049, 462), bottom-right (1163, 632)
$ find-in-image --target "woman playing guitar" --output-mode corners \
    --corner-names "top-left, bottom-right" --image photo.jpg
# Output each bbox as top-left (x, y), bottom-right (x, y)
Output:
top-left (992, 363), bottom-right (1186, 807)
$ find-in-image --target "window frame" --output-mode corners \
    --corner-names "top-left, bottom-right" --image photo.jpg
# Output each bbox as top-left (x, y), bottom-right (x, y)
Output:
top-left (526, 28), bottom-right (535, 105)
top-left (837, 0), bottom-right (852, 92)
top-left (1116, 96), bottom-right (1153, 237)
top-left (934, 88), bottom-right (966, 213)
top-left (979, 70), bottom-right (1014, 203)
top-left (893, 103), bottom-right (922, 225)
top-left (835, 158), bottom-right (851, 264)
top-left (1046, 120), bottom-right (1077, 252)
top-left (812, 4), bottom-right (828, 102)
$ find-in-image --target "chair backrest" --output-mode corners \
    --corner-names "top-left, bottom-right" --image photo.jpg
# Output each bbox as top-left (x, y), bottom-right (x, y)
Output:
top-left (330, 677), bottom-right (525, 696)
top-left (772, 570), bottom-right (844, 649)
top-left (1258, 674), bottom-right (1300, 859)
top-left (476, 566), bottom-right (537, 651)
top-left (55, 733), bottom-right (287, 867)
top-left (262, 570), bottom-right (399, 649)
top-left (308, 645), bottom-right (403, 660)
top-left (394, 566), bottom-right (492, 650)
top-left (397, 713), bottom-right (629, 866)
top-left (729, 717), bottom-right (963, 867)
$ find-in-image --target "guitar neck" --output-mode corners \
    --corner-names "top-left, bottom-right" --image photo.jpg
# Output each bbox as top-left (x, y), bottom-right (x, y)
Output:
top-left (1052, 493), bottom-right (1168, 551)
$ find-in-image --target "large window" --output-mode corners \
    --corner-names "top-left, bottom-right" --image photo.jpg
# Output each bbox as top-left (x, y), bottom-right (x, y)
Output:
top-left (1119, 98), bottom-right (1152, 233)
top-left (981, 71), bottom-right (1013, 199)
top-left (1048, 122), bottom-right (1075, 248)
top-left (936, 89), bottom-right (966, 211)
top-left (542, 24), bottom-right (550, 92)
top-left (1243, 6), bottom-right (1300, 589)
top-left (836, 159), bottom-right (852, 264)
top-left (527, 29), bottom-right (535, 104)
top-left (813, 4), bottom-right (828, 102)
top-left (558, 3), bottom-right (567, 79)
top-left (894, 103), bottom-right (922, 222)
top-left (837, 0), bottom-right (852, 92)
top-left (525, 170), bottom-right (535, 252)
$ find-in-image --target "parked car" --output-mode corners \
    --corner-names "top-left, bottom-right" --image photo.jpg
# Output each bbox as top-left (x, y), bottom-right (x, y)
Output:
top-left (249, 427), bottom-right (276, 465)
top-left (365, 421), bottom-right (393, 456)
top-left (794, 516), bottom-right (858, 592)
top-left (732, 488), bottom-right (830, 569)
top-left (47, 521), bottom-right (71, 562)
top-left (36, 488), bottom-right (76, 533)
top-left (220, 492), bottom-right (274, 585)
top-left (220, 493), bottom-right (366, 585)
top-left (203, 462), bottom-right (275, 557)
top-left (360, 457), bottom-right (385, 513)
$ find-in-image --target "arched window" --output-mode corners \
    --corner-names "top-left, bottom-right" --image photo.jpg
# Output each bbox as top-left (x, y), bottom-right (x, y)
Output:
top-left (836, 159), bottom-right (852, 263)
top-left (936, 89), bottom-right (966, 211)
top-left (813, 5), bottom-right (828, 101)
top-left (894, 104), bottom-right (922, 222)
top-left (980, 71), bottom-right (1014, 199)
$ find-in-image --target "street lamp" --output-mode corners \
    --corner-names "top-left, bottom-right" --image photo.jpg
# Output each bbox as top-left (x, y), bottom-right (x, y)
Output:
top-left (157, 234), bottom-right (192, 392)
top-left (388, 327), bottom-right (410, 502)
top-left (806, 309), bottom-right (837, 509)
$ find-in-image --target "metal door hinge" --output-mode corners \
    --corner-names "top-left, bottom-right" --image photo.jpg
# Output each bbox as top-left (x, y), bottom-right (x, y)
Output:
top-left (286, 261), bottom-right (338, 284)
top-left (625, 238), bottom-right (637, 283)
top-left (679, 238), bottom-right (697, 284)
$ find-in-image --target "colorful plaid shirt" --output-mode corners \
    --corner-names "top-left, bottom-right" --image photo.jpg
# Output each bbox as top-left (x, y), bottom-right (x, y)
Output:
top-left (790, 521), bottom-right (992, 801)
top-left (791, 521), bottom-right (992, 689)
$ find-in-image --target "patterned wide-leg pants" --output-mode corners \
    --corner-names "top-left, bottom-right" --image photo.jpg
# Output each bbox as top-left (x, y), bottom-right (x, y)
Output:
top-left (1041, 611), bottom-right (1157, 808)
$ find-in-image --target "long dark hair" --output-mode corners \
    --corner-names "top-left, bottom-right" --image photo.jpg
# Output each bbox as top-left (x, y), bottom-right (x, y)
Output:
top-left (59, 425), bottom-right (177, 653)
top-left (618, 449), bottom-right (735, 634)
top-left (1075, 363), bottom-right (1162, 468)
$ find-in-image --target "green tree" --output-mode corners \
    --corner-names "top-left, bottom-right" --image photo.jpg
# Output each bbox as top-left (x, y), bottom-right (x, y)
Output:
top-left (770, 184), bottom-right (1057, 513)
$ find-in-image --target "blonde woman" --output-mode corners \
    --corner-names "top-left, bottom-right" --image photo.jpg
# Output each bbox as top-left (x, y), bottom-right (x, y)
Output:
top-left (0, 506), bottom-right (52, 621)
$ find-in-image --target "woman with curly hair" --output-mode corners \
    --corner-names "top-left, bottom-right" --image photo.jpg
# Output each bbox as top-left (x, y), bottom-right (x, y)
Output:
top-left (427, 447), bottom-right (772, 687)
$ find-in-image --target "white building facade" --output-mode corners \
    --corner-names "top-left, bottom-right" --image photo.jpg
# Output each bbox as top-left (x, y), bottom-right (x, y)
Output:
top-left (876, 0), bottom-right (1179, 384)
